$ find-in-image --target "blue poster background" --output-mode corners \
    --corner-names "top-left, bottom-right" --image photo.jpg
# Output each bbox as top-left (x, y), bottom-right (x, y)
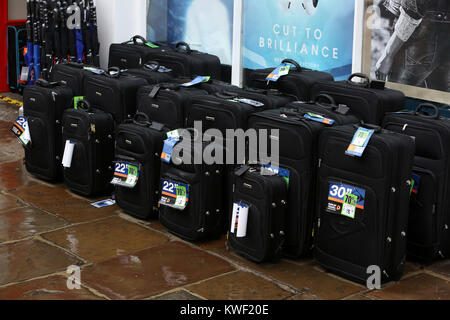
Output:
top-left (243, 0), bottom-right (355, 80)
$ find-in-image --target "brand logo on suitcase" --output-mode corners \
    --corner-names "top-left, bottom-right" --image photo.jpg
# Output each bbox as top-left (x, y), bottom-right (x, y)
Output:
top-left (151, 104), bottom-right (160, 109)
top-left (95, 92), bottom-right (102, 97)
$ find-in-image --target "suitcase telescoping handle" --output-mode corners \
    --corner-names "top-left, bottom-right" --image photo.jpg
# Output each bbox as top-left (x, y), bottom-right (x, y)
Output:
top-left (176, 42), bottom-right (192, 54)
top-left (281, 59), bottom-right (303, 72)
top-left (76, 98), bottom-right (93, 112)
top-left (347, 73), bottom-right (370, 88)
top-left (415, 103), bottom-right (440, 119)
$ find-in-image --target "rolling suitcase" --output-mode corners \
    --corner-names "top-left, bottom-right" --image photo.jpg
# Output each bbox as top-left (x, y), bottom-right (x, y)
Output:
top-left (186, 89), bottom-right (294, 134)
top-left (50, 62), bottom-right (93, 96)
top-left (229, 165), bottom-right (288, 263)
top-left (124, 61), bottom-right (175, 85)
top-left (311, 73), bottom-right (406, 125)
top-left (314, 124), bottom-right (415, 283)
top-left (62, 99), bottom-right (115, 196)
top-left (7, 25), bottom-right (27, 92)
top-left (108, 35), bottom-right (172, 70)
top-left (136, 83), bottom-right (208, 130)
top-left (83, 67), bottom-right (147, 123)
top-left (146, 42), bottom-right (222, 80)
top-left (113, 113), bottom-right (168, 220)
top-left (247, 94), bottom-right (360, 258)
top-left (159, 129), bottom-right (224, 241)
top-left (382, 104), bottom-right (450, 261)
top-left (23, 80), bottom-right (73, 181)
top-left (248, 59), bottom-right (334, 101)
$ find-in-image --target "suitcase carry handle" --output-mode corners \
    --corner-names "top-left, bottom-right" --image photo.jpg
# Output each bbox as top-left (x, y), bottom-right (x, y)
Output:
top-left (356, 123), bottom-right (382, 133)
top-left (347, 73), bottom-right (370, 88)
top-left (415, 103), bottom-right (440, 119)
top-left (315, 94), bottom-right (337, 106)
top-left (281, 59), bottom-right (302, 71)
top-left (176, 42), bottom-right (192, 54)
top-left (67, 62), bottom-right (85, 68)
top-left (76, 99), bottom-right (92, 112)
top-left (36, 79), bottom-right (60, 87)
top-left (133, 112), bottom-right (152, 127)
top-left (216, 91), bottom-right (238, 99)
top-left (106, 67), bottom-right (121, 78)
top-left (143, 61), bottom-right (160, 71)
top-left (131, 35), bottom-right (149, 45)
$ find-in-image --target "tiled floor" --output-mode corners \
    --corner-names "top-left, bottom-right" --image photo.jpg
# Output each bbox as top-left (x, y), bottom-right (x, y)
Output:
top-left (0, 93), bottom-right (449, 300)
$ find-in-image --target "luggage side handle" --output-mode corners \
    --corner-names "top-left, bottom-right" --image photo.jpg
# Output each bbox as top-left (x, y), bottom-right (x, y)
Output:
top-left (176, 42), bottom-right (192, 55)
top-left (347, 73), bottom-right (370, 88)
top-left (75, 98), bottom-right (92, 112)
top-left (415, 103), bottom-right (440, 119)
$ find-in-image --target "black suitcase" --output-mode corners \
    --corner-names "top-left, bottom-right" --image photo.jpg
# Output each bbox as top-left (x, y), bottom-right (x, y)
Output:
top-left (23, 80), bottom-right (73, 181)
top-left (229, 165), bottom-right (288, 263)
top-left (108, 35), bottom-right (172, 70)
top-left (50, 62), bottom-right (92, 96)
top-left (247, 94), bottom-right (360, 258)
top-left (124, 61), bottom-right (176, 85)
top-left (159, 129), bottom-right (224, 241)
top-left (113, 113), bottom-right (168, 220)
top-left (186, 89), bottom-right (294, 134)
top-left (146, 42), bottom-right (222, 80)
top-left (83, 67), bottom-right (148, 123)
top-left (248, 59), bottom-right (334, 101)
top-left (311, 73), bottom-right (406, 125)
top-left (314, 124), bottom-right (415, 283)
top-left (62, 99), bottom-right (115, 196)
top-left (382, 104), bottom-right (450, 261)
top-left (136, 83), bottom-right (208, 130)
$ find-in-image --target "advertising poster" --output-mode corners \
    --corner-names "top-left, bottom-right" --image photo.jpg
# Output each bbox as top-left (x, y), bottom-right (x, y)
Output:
top-left (243, 0), bottom-right (356, 80)
top-left (362, 0), bottom-right (450, 104)
top-left (147, 0), bottom-right (234, 65)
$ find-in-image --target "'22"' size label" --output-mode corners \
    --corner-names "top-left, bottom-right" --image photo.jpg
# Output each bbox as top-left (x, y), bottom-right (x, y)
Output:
top-left (326, 182), bottom-right (366, 219)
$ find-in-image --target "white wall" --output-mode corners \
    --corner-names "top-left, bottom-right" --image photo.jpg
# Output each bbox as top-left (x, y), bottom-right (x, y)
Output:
top-left (96, 0), bottom-right (147, 69)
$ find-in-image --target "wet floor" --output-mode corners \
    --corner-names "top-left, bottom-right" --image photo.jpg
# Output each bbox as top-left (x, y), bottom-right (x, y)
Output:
top-left (0, 93), bottom-right (449, 300)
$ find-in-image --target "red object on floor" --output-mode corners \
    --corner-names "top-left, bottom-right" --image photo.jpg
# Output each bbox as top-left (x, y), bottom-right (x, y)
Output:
top-left (0, 0), bottom-right (26, 92)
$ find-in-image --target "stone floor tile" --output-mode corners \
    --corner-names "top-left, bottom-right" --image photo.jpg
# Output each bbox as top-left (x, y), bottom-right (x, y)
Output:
top-left (426, 260), bottom-right (450, 279)
top-left (0, 160), bottom-right (39, 192)
top-left (152, 289), bottom-right (203, 300)
top-left (0, 275), bottom-right (103, 300)
top-left (81, 241), bottom-right (234, 300)
top-left (12, 184), bottom-right (119, 223)
top-left (187, 271), bottom-right (292, 300)
top-left (367, 273), bottom-right (450, 300)
top-left (0, 239), bottom-right (81, 286)
top-left (0, 207), bottom-right (68, 242)
top-left (42, 217), bottom-right (169, 262)
top-left (0, 193), bottom-right (24, 212)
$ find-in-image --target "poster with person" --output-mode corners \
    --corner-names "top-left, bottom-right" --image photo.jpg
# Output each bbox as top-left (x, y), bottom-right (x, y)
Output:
top-left (147, 0), bottom-right (233, 65)
top-left (363, 0), bottom-right (450, 103)
top-left (242, 0), bottom-right (356, 80)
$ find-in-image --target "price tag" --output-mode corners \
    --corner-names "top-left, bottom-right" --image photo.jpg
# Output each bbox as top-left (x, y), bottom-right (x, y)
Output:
top-left (266, 63), bottom-right (291, 82)
top-left (83, 67), bottom-right (105, 75)
top-left (341, 193), bottom-right (358, 219)
top-left (327, 182), bottom-right (366, 220)
top-left (110, 161), bottom-right (139, 188)
top-left (181, 76), bottom-right (211, 87)
top-left (161, 138), bottom-right (180, 164)
top-left (11, 116), bottom-right (31, 146)
top-left (304, 113), bottom-right (335, 125)
top-left (167, 130), bottom-right (180, 139)
top-left (159, 179), bottom-right (190, 210)
top-left (73, 96), bottom-right (85, 109)
top-left (345, 127), bottom-right (375, 157)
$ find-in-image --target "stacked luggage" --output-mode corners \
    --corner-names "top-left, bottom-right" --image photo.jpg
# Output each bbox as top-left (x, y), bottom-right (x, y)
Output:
top-left (15, 34), bottom-right (450, 287)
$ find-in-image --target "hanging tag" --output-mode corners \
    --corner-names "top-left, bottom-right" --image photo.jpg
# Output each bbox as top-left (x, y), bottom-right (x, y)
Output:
top-left (20, 67), bottom-right (30, 82)
top-left (11, 116), bottom-right (31, 146)
top-left (167, 129), bottom-right (180, 139)
top-left (411, 174), bottom-right (421, 195)
top-left (159, 179), bottom-right (190, 210)
top-left (266, 63), bottom-right (290, 82)
top-left (304, 113), bottom-right (335, 125)
top-left (341, 193), bottom-right (358, 219)
top-left (111, 161), bottom-right (140, 188)
top-left (181, 76), bottom-right (211, 87)
top-left (83, 66), bottom-right (105, 75)
top-left (145, 42), bottom-right (159, 48)
top-left (91, 199), bottom-right (116, 208)
top-left (62, 140), bottom-right (75, 168)
top-left (161, 138), bottom-right (180, 163)
top-left (73, 96), bottom-right (85, 109)
top-left (149, 85), bottom-right (161, 98)
top-left (345, 127), bottom-right (375, 157)
top-left (232, 98), bottom-right (265, 108)
top-left (230, 202), bottom-right (249, 238)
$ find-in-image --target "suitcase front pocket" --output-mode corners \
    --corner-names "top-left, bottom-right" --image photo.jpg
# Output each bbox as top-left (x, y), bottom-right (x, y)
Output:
top-left (64, 140), bottom-right (90, 188)
top-left (27, 116), bottom-right (51, 169)
top-left (408, 167), bottom-right (438, 248)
